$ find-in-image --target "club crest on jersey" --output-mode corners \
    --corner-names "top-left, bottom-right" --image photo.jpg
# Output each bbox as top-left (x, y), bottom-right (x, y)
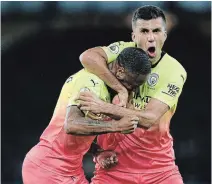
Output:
top-left (147, 73), bottom-right (159, 87)
top-left (109, 44), bottom-right (119, 54)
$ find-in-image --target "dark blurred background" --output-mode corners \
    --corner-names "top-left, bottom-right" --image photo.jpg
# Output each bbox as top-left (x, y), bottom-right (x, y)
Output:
top-left (1, 1), bottom-right (211, 184)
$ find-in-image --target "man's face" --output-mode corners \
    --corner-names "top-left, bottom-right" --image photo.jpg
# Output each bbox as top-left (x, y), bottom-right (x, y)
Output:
top-left (116, 69), bottom-right (149, 92)
top-left (132, 17), bottom-right (167, 63)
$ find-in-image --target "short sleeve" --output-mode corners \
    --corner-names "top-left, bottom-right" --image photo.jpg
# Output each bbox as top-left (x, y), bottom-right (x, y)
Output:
top-left (101, 41), bottom-right (136, 64)
top-left (149, 71), bottom-right (187, 109)
top-left (67, 77), bottom-right (102, 107)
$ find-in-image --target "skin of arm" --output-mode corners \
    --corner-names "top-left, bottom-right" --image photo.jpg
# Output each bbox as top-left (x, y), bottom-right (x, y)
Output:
top-left (78, 92), bottom-right (169, 129)
top-left (64, 106), bottom-right (116, 135)
top-left (67, 110), bottom-right (119, 169)
top-left (101, 98), bottom-right (169, 129)
top-left (79, 47), bottom-right (128, 99)
top-left (64, 106), bottom-right (138, 135)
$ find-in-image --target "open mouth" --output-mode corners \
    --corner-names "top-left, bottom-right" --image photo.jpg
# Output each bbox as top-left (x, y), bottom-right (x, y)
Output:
top-left (147, 47), bottom-right (156, 58)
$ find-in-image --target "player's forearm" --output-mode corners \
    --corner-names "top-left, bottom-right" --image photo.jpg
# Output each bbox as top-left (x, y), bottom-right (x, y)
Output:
top-left (103, 103), bottom-right (157, 129)
top-left (80, 48), bottom-right (125, 93)
top-left (64, 116), bottom-right (117, 135)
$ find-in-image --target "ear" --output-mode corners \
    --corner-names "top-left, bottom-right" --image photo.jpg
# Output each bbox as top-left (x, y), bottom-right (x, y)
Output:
top-left (116, 67), bottom-right (125, 80)
top-left (131, 32), bottom-right (135, 42)
top-left (164, 31), bottom-right (167, 41)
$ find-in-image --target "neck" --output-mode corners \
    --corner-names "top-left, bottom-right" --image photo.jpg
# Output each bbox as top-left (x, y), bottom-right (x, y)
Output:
top-left (150, 51), bottom-right (162, 66)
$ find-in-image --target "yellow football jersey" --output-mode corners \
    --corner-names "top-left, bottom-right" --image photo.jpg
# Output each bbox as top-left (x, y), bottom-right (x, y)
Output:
top-left (101, 41), bottom-right (187, 112)
top-left (53, 69), bottom-right (111, 118)
top-left (34, 69), bottom-right (112, 175)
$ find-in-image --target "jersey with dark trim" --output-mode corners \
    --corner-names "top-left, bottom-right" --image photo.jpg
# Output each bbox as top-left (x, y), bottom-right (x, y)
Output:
top-left (26, 69), bottom-right (111, 176)
top-left (96, 41), bottom-right (187, 173)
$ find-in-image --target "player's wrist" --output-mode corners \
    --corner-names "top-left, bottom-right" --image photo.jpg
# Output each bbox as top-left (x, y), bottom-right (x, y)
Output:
top-left (117, 86), bottom-right (128, 95)
top-left (102, 102), bottom-right (113, 114)
top-left (111, 83), bottom-right (126, 94)
top-left (112, 121), bottom-right (121, 132)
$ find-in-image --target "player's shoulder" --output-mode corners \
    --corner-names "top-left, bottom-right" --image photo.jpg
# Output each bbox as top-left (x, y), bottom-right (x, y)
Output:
top-left (162, 53), bottom-right (187, 76)
top-left (101, 41), bottom-right (136, 63)
top-left (107, 41), bottom-right (136, 50)
top-left (72, 69), bottom-right (105, 86)
top-left (108, 41), bottom-right (136, 47)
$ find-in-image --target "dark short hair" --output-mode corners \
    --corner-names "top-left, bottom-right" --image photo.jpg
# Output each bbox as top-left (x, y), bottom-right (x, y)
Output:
top-left (117, 47), bottom-right (151, 75)
top-left (132, 5), bottom-right (166, 26)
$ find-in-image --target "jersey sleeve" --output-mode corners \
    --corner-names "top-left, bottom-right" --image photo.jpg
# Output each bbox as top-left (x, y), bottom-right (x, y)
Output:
top-left (67, 76), bottom-right (102, 107)
top-left (150, 70), bottom-right (187, 109)
top-left (101, 41), bottom-right (136, 63)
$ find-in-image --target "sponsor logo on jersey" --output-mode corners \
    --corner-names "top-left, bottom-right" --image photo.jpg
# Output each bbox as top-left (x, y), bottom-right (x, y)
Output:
top-left (133, 95), bottom-right (151, 109)
top-left (109, 44), bottom-right (119, 54)
top-left (147, 73), bottom-right (159, 87)
top-left (162, 83), bottom-right (180, 97)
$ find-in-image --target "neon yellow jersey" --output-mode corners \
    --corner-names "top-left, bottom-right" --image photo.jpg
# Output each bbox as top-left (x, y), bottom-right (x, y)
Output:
top-left (101, 41), bottom-right (187, 111)
top-left (137, 53), bottom-right (187, 112)
top-left (53, 69), bottom-right (111, 116)
top-left (31, 69), bottom-right (111, 176)
top-left (97, 41), bottom-right (187, 174)
top-left (101, 41), bottom-right (136, 63)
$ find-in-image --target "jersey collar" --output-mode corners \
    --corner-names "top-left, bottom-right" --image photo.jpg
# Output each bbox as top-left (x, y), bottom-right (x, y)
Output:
top-left (151, 51), bottom-right (166, 68)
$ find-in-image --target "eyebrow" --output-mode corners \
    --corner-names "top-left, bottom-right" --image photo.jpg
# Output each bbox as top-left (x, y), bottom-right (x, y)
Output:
top-left (140, 28), bottom-right (149, 32)
top-left (153, 28), bottom-right (161, 32)
top-left (140, 27), bottom-right (162, 32)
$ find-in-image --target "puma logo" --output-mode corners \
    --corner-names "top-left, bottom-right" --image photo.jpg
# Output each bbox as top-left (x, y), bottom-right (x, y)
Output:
top-left (91, 79), bottom-right (98, 87)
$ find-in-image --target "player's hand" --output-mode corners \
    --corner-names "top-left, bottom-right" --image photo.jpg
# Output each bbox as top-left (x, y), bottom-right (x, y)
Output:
top-left (95, 150), bottom-right (118, 169)
top-left (77, 91), bottom-right (106, 114)
top-left (115, 116), bottom-right (139, 134)
top-left (116, 88), bottom-right (128, 107)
